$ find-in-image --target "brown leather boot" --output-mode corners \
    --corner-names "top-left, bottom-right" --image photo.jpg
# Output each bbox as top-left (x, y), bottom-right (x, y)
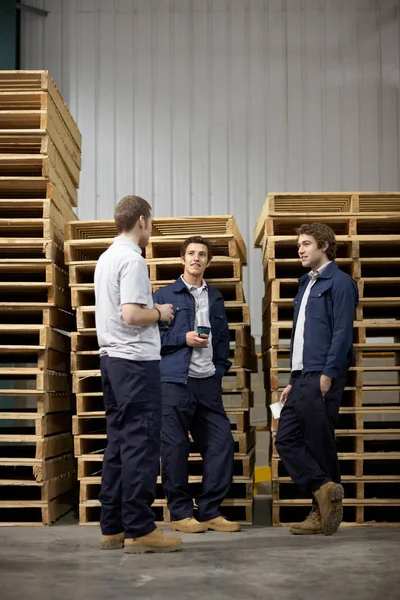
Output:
top-left (124, 528), bottom-right (182, 554)
top-left (290, 505), bottom-right (322, 535)
top-left (170, 517), bottom-right (208, 533)
top-left (314, 481), bottom-right (344, 535)
top-left (100, 532), bottom-right (124, 550)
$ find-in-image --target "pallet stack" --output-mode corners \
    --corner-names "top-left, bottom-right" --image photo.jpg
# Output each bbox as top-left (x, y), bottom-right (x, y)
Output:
top-left (64, 215), bottom-right (257, 525)
top-left (0, 71), bottom-right (81, 525)
top-left (255, 192), bottom-right (400, 527)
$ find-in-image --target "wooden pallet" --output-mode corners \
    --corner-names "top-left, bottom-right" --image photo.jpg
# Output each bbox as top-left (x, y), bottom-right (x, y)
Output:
top-left (0, 150), bottom-right (77, 207)
top-left (150, 215), bottom-right (246, 259)
top-left (0, 198), bottom-right (76, 229)
top-left (0, 264), bottom-right (69, 309)
top-left (0, 129), bottom-right (80, 188)
top-left (71, 278), bottom-right (246, 309)
top-left (0, 237), bottom-right (64, 265)
top-left (0, 432), bottom-right (73, 460)
top-left (264, 277), bottom-right (400, 303)
top-left (73, 426), bottom-right (254, 457)
top-left (263, 256), bottom-right (400, 282)
top-left (0, 71), bottom-right (80, 138)
top-left (265, 365), bottom-right (400, 392)
top-left (0, 179), bottom-right (75, 221)
top-left (272, 498), bottom-right (400, 527)
top-left (80, 475), bottom-right (253, 503)
top-left (77, 446), bottom-right (255, 480)
top-left (71, 365), bottom-right (252, 394)
top-left (78, 497), bottom-right (253, 526)
top-left (261, 235), bottom-right (400, 265)
top-left (262, 320), bottom-right (400, 352)
top-left (146, 234), bottom-right (246, 264)
top-left (0, 411), bottom-right (72, 438)
top-left (147, 256), bottom-right (243, 283)
top-left (70, 326), bottom-right (253, 353)
top-left (0, 216), bottom-right (65, 246)
top-left (0, 306), bottom-right (74, 331)
top-left (0, 368), bottom-right (70, 393)
top-left (254, 192), bottom-right (400, 247)
top-left (75, 388), bottom-right (253, 415)
top-left (260, 213), bottom-right (400, 239)
top-left (0, 324), bottom-right (69, 351)
top-left (0, 488), bottom-right (75, 526)
top-left (0, 452), bottom-right (75, 483)
top-left (65, 215), bottom-right (246, 261)
top-left (0, 391), bottom-right (73, 417)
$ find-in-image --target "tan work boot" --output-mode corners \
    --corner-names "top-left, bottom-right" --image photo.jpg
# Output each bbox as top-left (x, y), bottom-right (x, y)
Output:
top-left (290, 505), bottom-right (322, 535)
top-left (170, 517), bottom-right (208, 533)
top-left (124, 528), bottom-right (182, 554)
top-left (314, 481), bottom-right (344, 536)
top-left (203, 516), bottom-right (241, 532)
top-left (100, 532), bottom-right (124, 550)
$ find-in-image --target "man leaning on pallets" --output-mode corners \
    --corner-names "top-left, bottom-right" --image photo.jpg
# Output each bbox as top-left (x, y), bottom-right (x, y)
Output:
top-left (275, 223), bottom-right (358, 536)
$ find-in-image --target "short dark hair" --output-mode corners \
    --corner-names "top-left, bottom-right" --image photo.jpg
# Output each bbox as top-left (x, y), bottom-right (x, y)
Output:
top-left (114, 195), bottom-right (152, 234)
top-left (180, 236), bottom-right (213, 261)
top-left (296, 223), bottom-right (337, 260)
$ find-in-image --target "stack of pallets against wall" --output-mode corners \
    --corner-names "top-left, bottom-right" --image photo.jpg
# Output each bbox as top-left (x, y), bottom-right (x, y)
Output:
top-left (254, 192), bottom-right (400, 527)
top-left (0, 71), bottom-right (81, 525)
top-left (64, 215), bottom-right (257, 525)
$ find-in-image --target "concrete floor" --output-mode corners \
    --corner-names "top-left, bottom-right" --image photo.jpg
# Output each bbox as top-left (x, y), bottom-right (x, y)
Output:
top-left (1, 521), bottom-right (399, 600)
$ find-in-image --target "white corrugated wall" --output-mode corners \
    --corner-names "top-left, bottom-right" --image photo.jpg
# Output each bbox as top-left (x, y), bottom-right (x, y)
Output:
top-left (20, 0), bottom-right (400, 339)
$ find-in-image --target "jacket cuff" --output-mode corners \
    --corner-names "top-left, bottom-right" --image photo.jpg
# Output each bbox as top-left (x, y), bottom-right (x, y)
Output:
top-left (178, 332), bottom-right (188, 347)
top-left (322, 368), bottom-right (338, 378)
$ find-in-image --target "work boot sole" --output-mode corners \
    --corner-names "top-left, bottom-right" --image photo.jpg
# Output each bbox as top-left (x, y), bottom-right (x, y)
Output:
top-left (124, 544), bottom-right (181, 554)
top-left (170, 524), bottom-right (207, 533)
top-left (100, 541), bottom-right (124, 550)
top-left (322, 484), bottom-right (344, 536)
top-left (207, 525), bottom-right (241, 532)
top-left (290, 526), bottom-right (322, 535)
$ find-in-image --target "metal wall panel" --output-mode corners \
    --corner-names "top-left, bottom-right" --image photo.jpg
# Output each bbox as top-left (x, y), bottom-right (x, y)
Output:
top-left (21, 0), bottom-right (400, 339)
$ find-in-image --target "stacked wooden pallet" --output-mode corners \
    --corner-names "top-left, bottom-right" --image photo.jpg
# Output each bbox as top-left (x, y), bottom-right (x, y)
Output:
top-left (65, 215), bottom-right (257, 525)
top-left (255, 192), bottom-right (400, 527)
top-left (0, 71), bottom-right (81, 525)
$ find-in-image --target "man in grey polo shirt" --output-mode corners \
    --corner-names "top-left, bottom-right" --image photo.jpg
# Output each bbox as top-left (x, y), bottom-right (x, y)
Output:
top-left (94, 195), bottom-right (181, 554)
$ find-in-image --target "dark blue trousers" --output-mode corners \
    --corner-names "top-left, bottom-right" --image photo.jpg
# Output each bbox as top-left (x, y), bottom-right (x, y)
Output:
top-left (161, 375), bottom-right (234, 522)
top-left (99, 355), bottom-right (161, 538)
top-left (275, 371), bottom-right (346, 494)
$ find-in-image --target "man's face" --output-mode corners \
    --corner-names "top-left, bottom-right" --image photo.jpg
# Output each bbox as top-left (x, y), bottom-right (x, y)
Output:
top-left (138, 212), bottom-right (152, 247)
top-left (181, 243), bottom-right (210, 278)
top-left (297, 234), bottom-right (327, 270)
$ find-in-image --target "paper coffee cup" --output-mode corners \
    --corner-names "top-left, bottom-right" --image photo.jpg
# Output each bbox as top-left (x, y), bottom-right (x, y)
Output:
top-left (269, 401), bottom-right (284, 420)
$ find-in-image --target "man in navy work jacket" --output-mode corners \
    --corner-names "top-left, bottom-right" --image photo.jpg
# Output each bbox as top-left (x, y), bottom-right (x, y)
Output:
top-left (275, 223), bottom-right (358, 536)
top-left (153, 236), bottom-right (240, 533)
top-left (94, 195), bottom-right (181, 554)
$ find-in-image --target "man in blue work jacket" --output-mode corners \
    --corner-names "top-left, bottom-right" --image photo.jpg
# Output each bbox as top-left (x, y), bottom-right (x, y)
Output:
top-left (275, 223), bottom-right (358, 536)
top-left (153, 236), bottom-right (240, 533)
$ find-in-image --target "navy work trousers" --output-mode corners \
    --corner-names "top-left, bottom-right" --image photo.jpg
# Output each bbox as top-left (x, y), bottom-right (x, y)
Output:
top-left (275, 371), bottom-right (346, 494)
top-left (99, 355), bottom-right (161, 538)
top-left (161, 375), bottom-right (234, 522)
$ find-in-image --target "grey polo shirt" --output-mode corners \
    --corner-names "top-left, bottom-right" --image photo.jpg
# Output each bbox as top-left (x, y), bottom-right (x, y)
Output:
top-left (292, 261), bottom-right (331, 372)
top-left (94, 236), bottom-right (160, 361)
top-left (181, 275), bottom-right (216, 378)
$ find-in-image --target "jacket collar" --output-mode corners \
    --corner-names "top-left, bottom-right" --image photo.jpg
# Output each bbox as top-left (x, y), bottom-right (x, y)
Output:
top-left (299, 261), bottom-right (338, 284)
top-left (171, 277), bottom-right (222, 300)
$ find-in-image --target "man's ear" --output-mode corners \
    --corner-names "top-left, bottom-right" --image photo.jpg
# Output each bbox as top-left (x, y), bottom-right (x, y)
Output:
top-left (180, 255), bottom-right (185, 266)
